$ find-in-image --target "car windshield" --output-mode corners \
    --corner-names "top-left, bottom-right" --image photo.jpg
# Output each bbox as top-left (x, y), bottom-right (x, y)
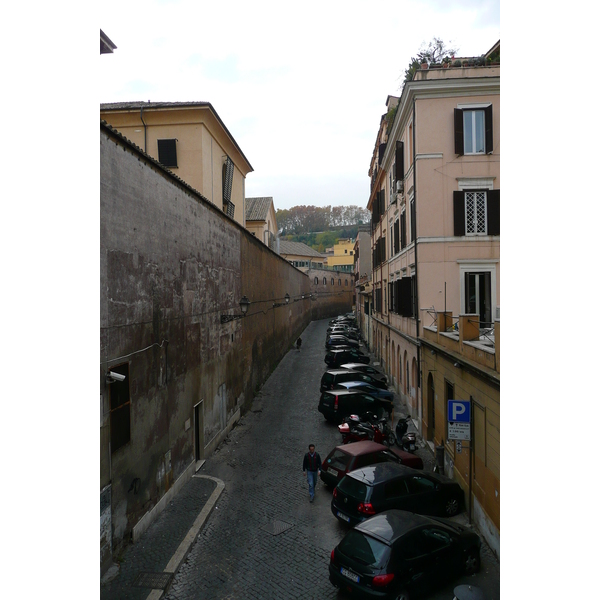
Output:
top-left (327, 449), bottom-right (351, 471)
top-left (338, 530), bottom-right (390, 566)
top-left (322, 373), bottom-right (334, 385)
top-left (338, 475), bottom-right (369, 501)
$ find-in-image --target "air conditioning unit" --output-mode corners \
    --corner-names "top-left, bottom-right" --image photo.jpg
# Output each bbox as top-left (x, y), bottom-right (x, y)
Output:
top-left (396, 180), bottom-right (404, 193)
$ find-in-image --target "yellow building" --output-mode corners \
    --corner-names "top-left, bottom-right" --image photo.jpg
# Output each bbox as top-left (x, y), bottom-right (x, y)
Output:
top-left (326, 238), bottom-right (355, 272)
top-left (100, 101), bottom-right (253, 226)
top-left (420, 313), bottom-right (500, 556)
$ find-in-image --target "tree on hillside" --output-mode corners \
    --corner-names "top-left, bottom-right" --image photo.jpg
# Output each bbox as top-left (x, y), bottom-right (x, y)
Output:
top-left (276, 205), bottom-right (370, 235)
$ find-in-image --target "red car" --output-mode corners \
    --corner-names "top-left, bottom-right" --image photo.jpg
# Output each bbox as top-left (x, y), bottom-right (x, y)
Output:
top-left (320, 440), bottom-right (423, 488)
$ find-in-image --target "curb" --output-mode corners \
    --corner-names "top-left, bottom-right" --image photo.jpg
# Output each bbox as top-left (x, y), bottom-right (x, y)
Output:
top-left (144, 475), bottom-right (225, 600)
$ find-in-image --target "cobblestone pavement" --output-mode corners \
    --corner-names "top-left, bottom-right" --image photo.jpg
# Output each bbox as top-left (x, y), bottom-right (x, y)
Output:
top-left (160, 318), bottom-right (500, 600)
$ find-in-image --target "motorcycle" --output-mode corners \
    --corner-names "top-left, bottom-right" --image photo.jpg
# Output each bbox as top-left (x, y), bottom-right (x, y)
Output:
top-left (395, 414), bottom-right (417, 452)
top-left (338, 413), bottom-right (396, 447)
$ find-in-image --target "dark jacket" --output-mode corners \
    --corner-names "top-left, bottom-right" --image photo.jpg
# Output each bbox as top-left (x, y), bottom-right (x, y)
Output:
top-left (303, 451), bottom-right (322, 472)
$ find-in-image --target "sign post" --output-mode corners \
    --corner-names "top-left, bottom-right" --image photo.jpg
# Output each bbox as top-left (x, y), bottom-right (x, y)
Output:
top-left (447, 399), bottom-right (472, 524)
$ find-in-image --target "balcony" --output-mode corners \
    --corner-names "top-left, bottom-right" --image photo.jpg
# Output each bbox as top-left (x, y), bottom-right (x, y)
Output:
top-left (422, 309), bottom-right (499, 374)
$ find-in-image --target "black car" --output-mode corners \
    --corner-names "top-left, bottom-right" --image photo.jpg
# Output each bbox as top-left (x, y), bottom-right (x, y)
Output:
top-left (331, 463), bottom-right (465, 526)
top-left (320, 369), bottom-right (388, 393)
top-left (325, 349), bottom-right (369, 367)
top-left (318, 389), bottom-right (393, 423)
top-left (328, 327), bottom-right (360, 340)
top-left (326, 335), bottom-right (360, 350)
top-left (339, 363), bottom-right (387, 384)
top-left (329, 510), bottom-right (481, 599)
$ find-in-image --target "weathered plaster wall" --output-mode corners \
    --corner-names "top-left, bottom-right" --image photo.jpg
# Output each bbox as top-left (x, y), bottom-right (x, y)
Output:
top-left (100, 125), bottom-right (338, 564)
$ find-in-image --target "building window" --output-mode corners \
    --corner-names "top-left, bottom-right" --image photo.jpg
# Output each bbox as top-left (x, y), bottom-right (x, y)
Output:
top-left (314, 277), bottom-right (318, 285)
top-left (453, 190), bottom-right (499, 236)
top-left (465, 191), bottom-right (487, 235)
top-left (323, 277), bottom-right (327, 285)
top-left (459, 262), bottom-right (497, 327)
top-left (157, 139), bottom-right (178, 167)
top-left (454, 105), bottom-right (493, 155)
top-left (465, 271), bottom-right (492, 325)
top-left (344, 279), bottom-right (348, 286)
top-left (338, 279), bottom-right (341, 286)
top-left (331, 278), bottom-right (335, 286)
top-left (109, 363), bottom-right (130, 453)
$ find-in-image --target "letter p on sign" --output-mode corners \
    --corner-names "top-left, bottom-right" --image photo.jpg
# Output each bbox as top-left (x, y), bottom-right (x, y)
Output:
top-left (447, 400), bottom-right (470, 423)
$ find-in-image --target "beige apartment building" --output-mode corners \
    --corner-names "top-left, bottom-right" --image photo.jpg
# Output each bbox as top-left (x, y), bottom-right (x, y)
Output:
top-left (245, 197), bottom-right (278, 248)
top-left (367, 42), bottom-right (500, 550)
top-left (100, 101), bottom-right (253, 226)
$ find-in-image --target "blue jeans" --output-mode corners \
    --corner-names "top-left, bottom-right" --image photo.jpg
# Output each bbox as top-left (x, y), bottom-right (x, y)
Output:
top-left (307, 470), bottom-right (318, 499)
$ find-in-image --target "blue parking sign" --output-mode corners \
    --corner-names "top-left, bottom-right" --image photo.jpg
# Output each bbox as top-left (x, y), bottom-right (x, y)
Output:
top-left (448, 400), bottom-right (470, 423)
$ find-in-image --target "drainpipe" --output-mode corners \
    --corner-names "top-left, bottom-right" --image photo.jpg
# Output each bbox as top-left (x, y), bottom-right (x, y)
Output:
top-left (140, 106), bottom-right (147, 153)
top-left (413, 96), bottom-right (422, 425)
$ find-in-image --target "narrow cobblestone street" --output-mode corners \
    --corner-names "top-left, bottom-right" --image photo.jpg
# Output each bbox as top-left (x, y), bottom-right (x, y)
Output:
top-left (157, 317), bottom-right (499, 600)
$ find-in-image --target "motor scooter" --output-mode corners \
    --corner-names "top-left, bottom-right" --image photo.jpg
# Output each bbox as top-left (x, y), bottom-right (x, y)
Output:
top-left (395, 415), bottom-right (417, 452)
top-left (338, 414), bottom-right (396, 447)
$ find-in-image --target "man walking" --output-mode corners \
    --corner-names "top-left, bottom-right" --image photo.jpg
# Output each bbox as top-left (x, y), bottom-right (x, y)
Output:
top-left (302, 444), bottom-right (322, 502)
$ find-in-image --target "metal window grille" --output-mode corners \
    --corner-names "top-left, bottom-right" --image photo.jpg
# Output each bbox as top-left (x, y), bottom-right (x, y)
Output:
top-left (465, 191), bottom-right (487, 235)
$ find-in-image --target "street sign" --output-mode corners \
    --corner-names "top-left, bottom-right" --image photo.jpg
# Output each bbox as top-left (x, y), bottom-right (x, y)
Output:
top-left (448, 400), bottom-right (470, 423)
top-left (448, 422), bottom-right (471, 441)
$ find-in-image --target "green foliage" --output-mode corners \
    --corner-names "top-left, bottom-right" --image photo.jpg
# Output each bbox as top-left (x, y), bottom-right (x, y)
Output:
top-left (275, 205), bottom-right (370, 237)
top-left (401, 38), bottom-right (459, 88)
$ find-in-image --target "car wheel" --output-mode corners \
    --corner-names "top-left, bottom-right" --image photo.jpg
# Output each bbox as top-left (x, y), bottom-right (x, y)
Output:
top-left (444, 496), bottom-right (459, 516)
top-left (464, 548), bottom-right (481, 575)
top-left (394, 589), bottom-right (410, 600)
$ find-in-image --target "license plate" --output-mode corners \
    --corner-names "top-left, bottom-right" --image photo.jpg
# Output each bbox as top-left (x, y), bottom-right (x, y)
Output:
top-left (340, 567), bottom-right (360, 583)
top-left (326, 467), bottom-right (338, 475)
top-left (337, 510), bottom-right (350, 522)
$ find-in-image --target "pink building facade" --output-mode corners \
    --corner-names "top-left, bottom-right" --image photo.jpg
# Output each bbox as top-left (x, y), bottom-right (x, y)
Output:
top-left (367, 54), bottom-right (500, 439)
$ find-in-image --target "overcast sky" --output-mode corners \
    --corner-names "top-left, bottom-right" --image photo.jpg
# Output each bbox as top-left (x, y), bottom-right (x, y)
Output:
top-left (100, 0), bottom-right (499, 211)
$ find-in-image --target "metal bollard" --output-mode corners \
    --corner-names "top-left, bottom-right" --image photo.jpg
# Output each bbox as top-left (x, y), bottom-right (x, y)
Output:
top-left (434, 445), bottom-right (444, 474)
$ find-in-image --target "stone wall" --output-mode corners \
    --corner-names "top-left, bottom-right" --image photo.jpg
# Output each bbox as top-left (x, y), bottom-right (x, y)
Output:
top-left (100, 123), bottom-right (342, 566)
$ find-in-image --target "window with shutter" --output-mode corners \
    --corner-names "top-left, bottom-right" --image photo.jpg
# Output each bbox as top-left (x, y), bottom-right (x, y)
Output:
top-left (410, 200), bottom-right (416, 242)
top-left (453, 189), bottom-right (499, 236)
top-left (157, 139), bottom-right (178, 167)
top-left (394, 220), bottom-right (400, 255)
top-left (454, 105), bottom-right (493, 155)
top-left (400, 212), bottom-right (406, 249)
top-left (395, 141), bottom-right (404, 181)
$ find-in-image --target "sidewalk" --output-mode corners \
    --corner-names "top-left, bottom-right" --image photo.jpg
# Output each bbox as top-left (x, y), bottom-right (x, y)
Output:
top-left (100, 473), bottom-right (224, 600)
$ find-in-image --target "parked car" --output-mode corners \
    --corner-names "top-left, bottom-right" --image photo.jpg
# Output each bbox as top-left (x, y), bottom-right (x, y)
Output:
top-left (318, 390), bottom-right (393, 423)
top-left (339, 363), bottom-right (387, 384)
top-left (320, 440), bottom-right (423, 487)
top-left (326, 335), bottom-right (359, 350)
top-left (331, 463), bottom-right (465, 526)
top-left (325, 349), bottom-right (370, 367)
top-left (328, 327), bottom-right (360, 340)
top-left (329, 509), bottom-right (481, 599)
top-left (335, 381), bottom-right (394, 401)
top-left (320, 369), bottom-right (388, 393)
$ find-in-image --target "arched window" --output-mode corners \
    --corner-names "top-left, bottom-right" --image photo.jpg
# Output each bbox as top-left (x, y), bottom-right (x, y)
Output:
top-left (323, 277), bottom-right (327, 285)
top-left (314, 277), bottom-right (318, 285)
top-left (345, 279), bottom-right (348, 286)
top-left (338, 279), bottom-right (341, 286)
top-left (331, 278), bottom-right (335, 286)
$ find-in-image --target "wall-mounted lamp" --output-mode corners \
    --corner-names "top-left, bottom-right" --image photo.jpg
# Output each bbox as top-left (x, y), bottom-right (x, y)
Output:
top-left (453, 362), bottom-right (462, 369)
top-left (273, 292), bottom-right (290, 308)
top-left (430, 350), bottom-right (436, 356)
top-left (221, 295), bottom-right (251, 324)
